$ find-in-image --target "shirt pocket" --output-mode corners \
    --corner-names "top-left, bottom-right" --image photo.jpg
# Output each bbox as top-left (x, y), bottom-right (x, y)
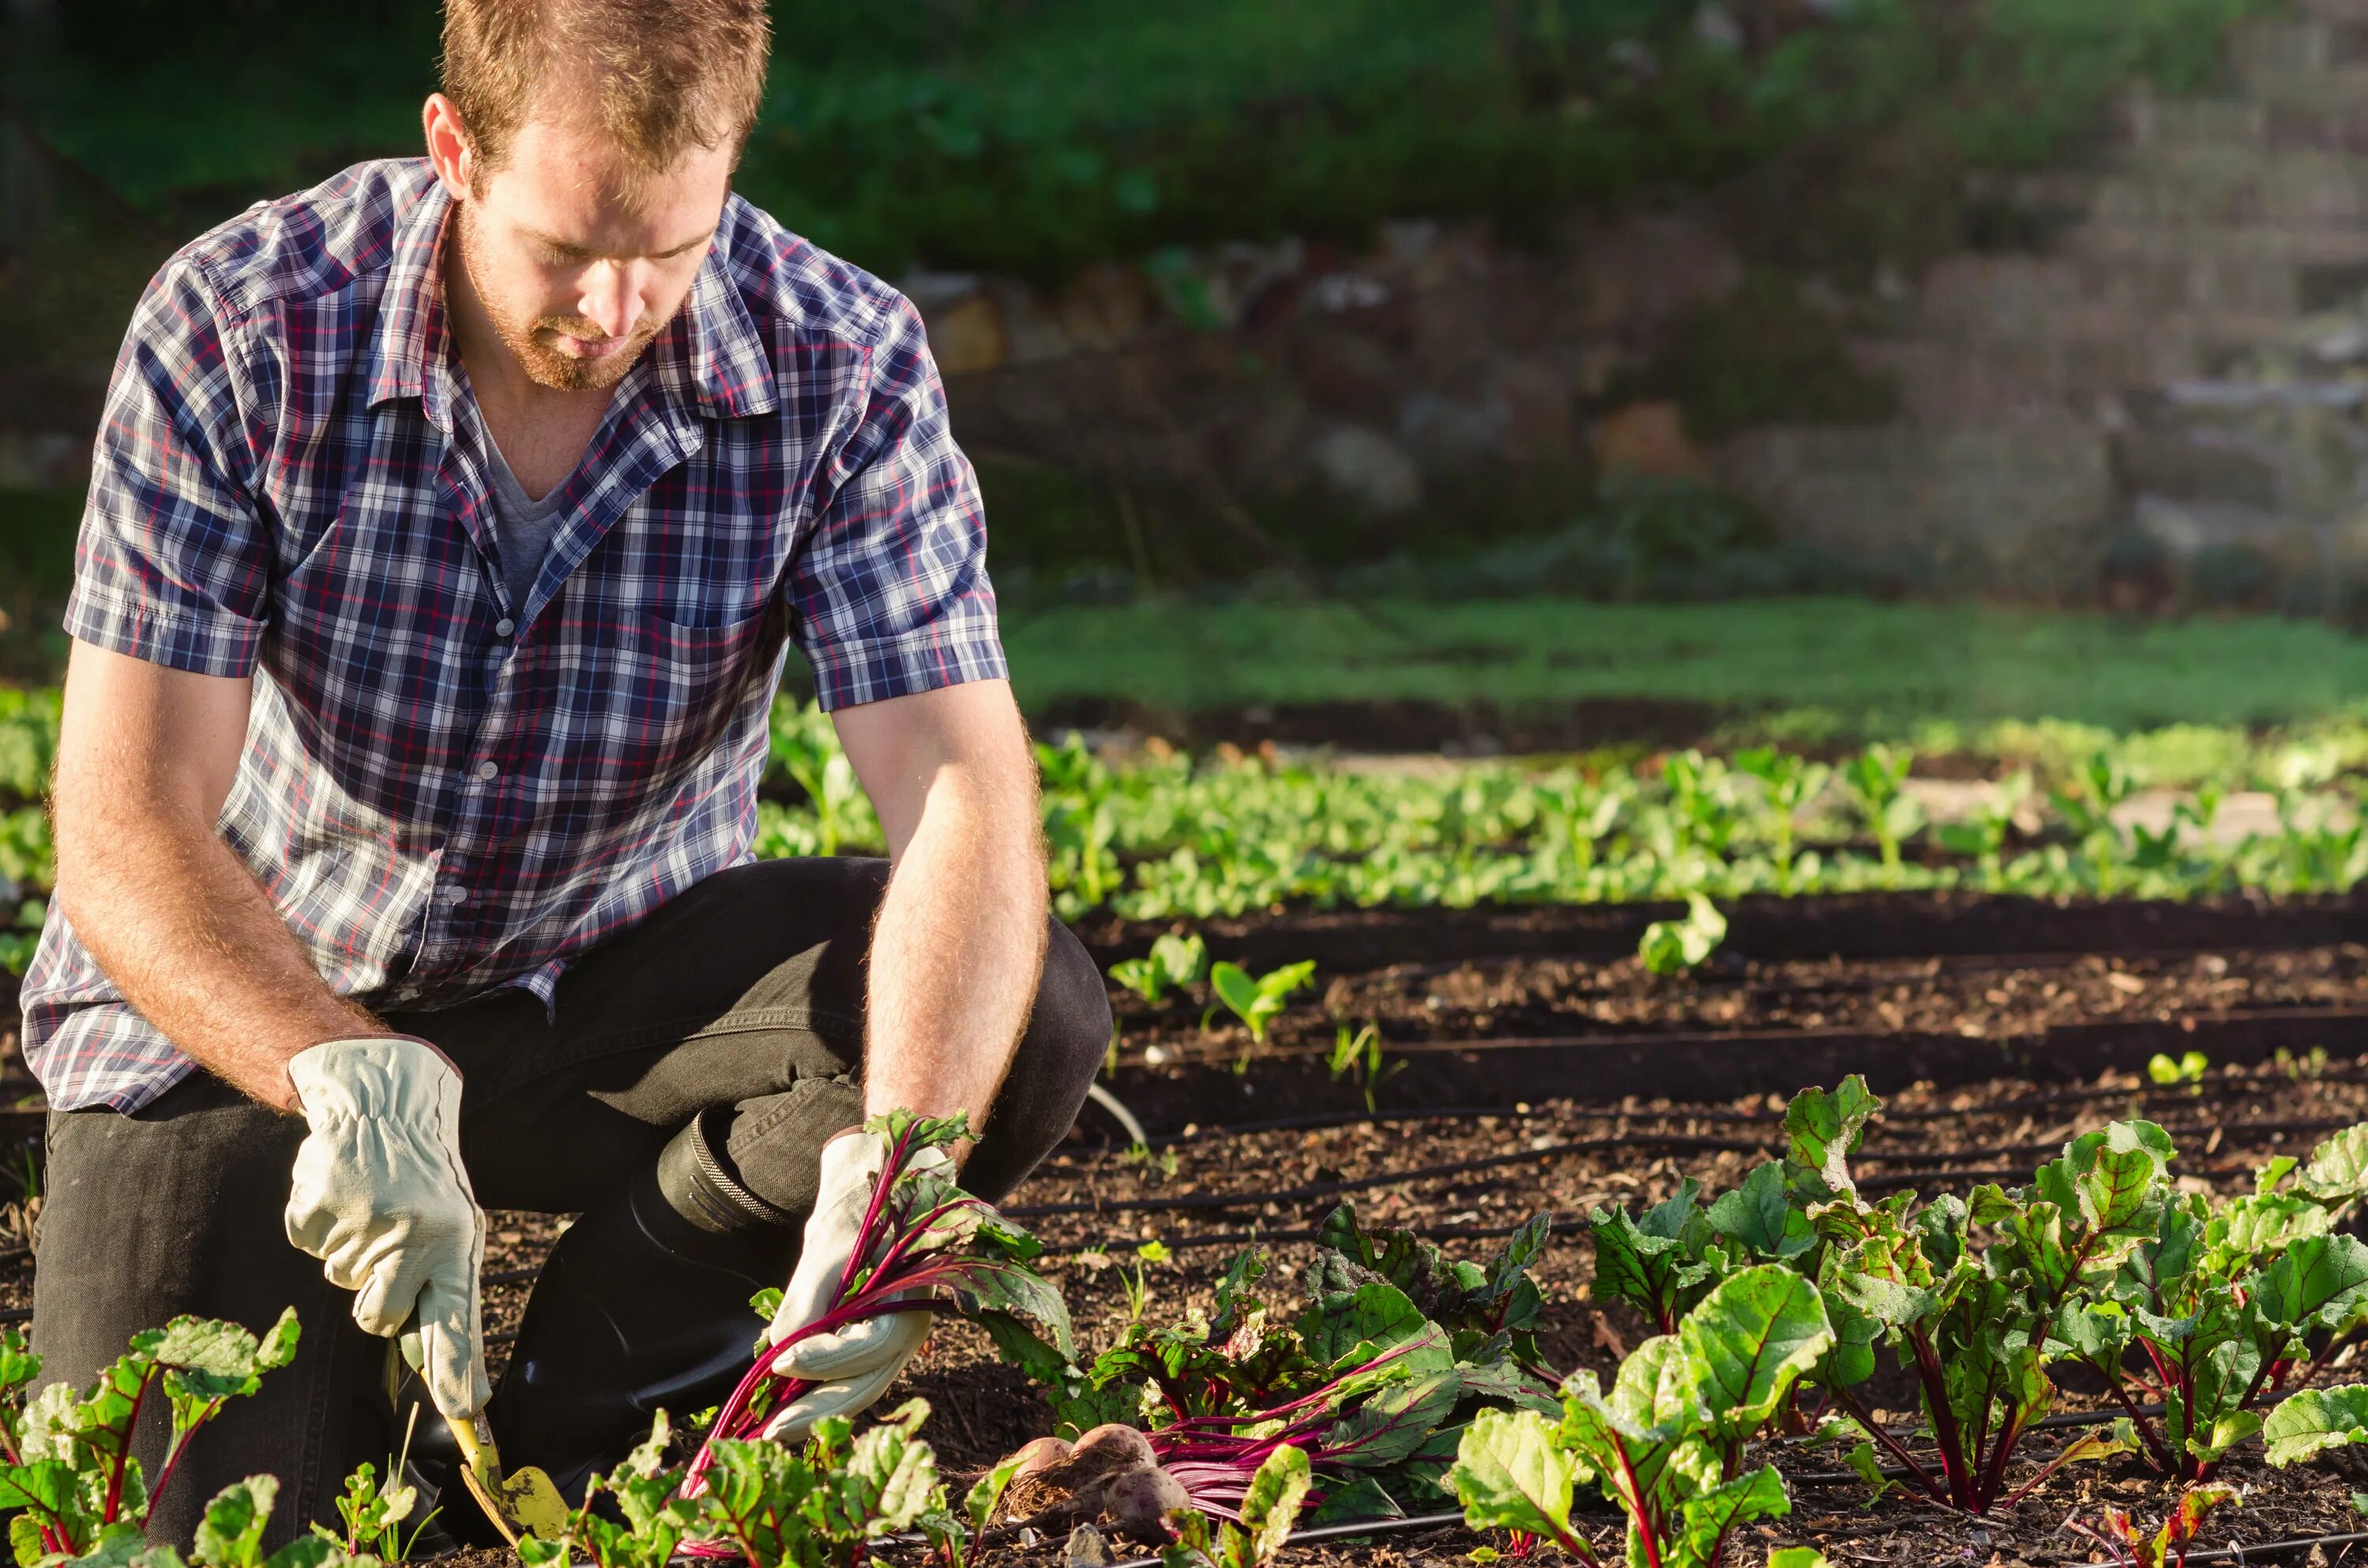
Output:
top-left (587, 600), bottom-right (785, 784)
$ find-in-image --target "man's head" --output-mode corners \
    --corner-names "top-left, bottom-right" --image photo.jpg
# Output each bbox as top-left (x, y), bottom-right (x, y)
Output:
top-left (423, 0), bottom-right (770, 391)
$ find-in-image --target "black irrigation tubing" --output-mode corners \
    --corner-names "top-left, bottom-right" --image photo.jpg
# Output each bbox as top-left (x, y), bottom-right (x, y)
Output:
top-left (1129, 1068), bottom-right (2368, 1149)
top-left (1003, 1132), bottom-right (1774, 1220)
top-left (1022, 1117), bottom-right (2347, 1221)
top-left (1104, 1510), bottom-right (1467, 1568)
top-left (1043, 1219), bottom-right (1541, 1258)
top-left (1100, 1516), bottom-right (2368, 1568)
top-left (2182, 1532), bottom-right (2368, 1562)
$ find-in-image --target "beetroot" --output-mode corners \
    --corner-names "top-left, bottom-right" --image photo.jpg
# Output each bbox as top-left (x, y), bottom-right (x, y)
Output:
top-left (1072, 1424), bottom-right (1157, 1470)
top-left (1102, 1464), bottom-right (1190, 1542)
top-left (1009, 1435), bottom-right (1073, 1480)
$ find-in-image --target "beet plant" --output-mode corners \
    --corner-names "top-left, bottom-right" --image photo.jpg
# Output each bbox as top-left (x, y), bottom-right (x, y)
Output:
top-left (1152, 1446), bottom-right (1311, 1568)
top-left (523, 1403), bottom-right (989, 1568)
top-left (1587, 1080), bottom-right (1855, 1335)
top-left (1796, 1080), bottom-right (2179, 1510)
top-left (0, 1310), bottom-right (300, 1561)
top-left (1639, 1079), bottom-right (2368, 1508)
top-left (1111, 933), bottom-right (1208, 1007)
top-left (1449, 1264), bottom-right (1832, 1568)
top-left (2067, 1484), bottom-right (2238, 1568)
top-left (122, 1473), bottom-right (382, 1568)
top-left (692, 1401), bottom-right (960, 1568)
top-left (677, 1110), bottom-right (1071, 1506)
top-left (999, 1207), bottom-right (1559, 1525)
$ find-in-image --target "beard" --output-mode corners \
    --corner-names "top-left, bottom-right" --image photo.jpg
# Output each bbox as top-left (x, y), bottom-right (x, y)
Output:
top-left (454, 201), bottom-right (669, 393)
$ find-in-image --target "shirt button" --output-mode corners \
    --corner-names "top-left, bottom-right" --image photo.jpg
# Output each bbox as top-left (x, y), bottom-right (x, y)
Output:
top-left (495, 619), bottom-right (516, 638)
top-left (440, 885), bottom-right (469, 905)
top-left (475, 760), bottom-right (500, 782)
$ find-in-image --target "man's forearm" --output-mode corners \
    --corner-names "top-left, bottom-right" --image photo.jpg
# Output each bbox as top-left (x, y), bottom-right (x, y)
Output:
top-left (860, 767), bottom-right (1047, 1133)
top-left (56, 794), bottom-right (388, 1113)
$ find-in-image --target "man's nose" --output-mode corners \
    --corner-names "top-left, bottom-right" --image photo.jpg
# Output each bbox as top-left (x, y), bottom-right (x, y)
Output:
top-left (579, 261), bottom-right (646, 342)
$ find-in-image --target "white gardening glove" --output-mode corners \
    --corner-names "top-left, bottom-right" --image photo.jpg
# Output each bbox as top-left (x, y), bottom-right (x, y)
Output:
top-left (758, 1128), bottom-right (951, 1444)
top-left (283, 1037), bottom-right (489, 1424)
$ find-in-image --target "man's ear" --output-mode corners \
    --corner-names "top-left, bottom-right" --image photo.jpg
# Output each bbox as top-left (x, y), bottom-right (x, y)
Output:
top-left (422, 92), bottom-right (477, 201)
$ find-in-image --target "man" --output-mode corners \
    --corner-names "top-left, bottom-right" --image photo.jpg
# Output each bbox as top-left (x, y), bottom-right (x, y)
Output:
top-left (21, 0), bottom-right (1109, 1545)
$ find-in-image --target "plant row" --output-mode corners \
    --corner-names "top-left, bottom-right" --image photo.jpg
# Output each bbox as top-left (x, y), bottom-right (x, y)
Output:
top-left (994, 1081), bottom-right (2368, 1564)
top-left (27, 1087), bottom-right (2368, 1566)
top-left (1563, 1079), bottom-right (2368, 1539)
top-left (9, 695), bottom-right (2368, 977)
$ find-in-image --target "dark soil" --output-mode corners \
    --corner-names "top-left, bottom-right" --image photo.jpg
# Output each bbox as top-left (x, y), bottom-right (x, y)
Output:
top-left (952, 1059), bottom-right (2368, 1565)
top-left (1030, 694), bottom-right (1728, 758)
top-left (1119, 943), bottom-right (2368, 1058)
top-left (1074, 889), bottom-right (2368, 974)
top-left (12, 892), bottom-right (2368, 1564)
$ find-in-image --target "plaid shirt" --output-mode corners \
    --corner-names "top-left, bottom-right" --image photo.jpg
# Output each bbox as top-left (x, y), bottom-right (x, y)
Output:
top-left (23, 158), bottom-right (1005, 1113)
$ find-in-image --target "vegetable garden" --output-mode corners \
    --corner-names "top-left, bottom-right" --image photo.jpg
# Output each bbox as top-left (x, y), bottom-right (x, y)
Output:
top-left (11, 687), bottom-right (2368, 1562)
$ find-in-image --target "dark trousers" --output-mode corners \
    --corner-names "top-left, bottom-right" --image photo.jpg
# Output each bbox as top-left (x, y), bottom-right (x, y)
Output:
top-left (30, 857), bottom-right (1111, 1545)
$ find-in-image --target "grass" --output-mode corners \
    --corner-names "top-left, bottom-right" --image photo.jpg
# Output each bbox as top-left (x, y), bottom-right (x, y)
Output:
top-left (999, 597), bottom-right (2368, 738)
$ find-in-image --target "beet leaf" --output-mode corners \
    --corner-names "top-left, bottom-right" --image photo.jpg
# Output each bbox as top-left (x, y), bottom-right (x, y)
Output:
top-left (0, 1310), bottom-right (299, 1562)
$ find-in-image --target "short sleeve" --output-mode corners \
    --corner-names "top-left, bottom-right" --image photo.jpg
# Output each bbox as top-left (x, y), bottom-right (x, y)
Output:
top-left (787, 294), bottom-right (1006, 711)
top-left (63, 254), bottom-right (273, 678)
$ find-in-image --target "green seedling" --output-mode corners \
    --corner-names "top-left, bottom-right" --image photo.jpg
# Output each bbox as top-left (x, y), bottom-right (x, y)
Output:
top-left (1840, 745), bottom-right (1924, 885)
top-left (2276, 1046), bottom-right (2331, 1080)
top-left (2147, 1051), bottom-right (2208, 1087)
top-left (1638, 893), bottom-right (1725, 977)
top-left (1935, 772), bottom-right (2031, 893)
top-left (330, 1456), bottom-right (427, 1563)
top-left (1111, 933), bottom-right (1210, 1006)
top-left (1734, 746), bottom-right (1830, 894)
top-left (2053, 752), bottom-right (2140, 896)
top-left (1203, 960), bottom-right (1316, 1047)
top-left (2069, 1485), bottom-right (2239, 1568)
top-left (1119, 1143), bottom-right (1182, 1181)
top-left (1121, 1241), bottom-right (1171, 1325)
top-left (1326, 1022), bottom-right (1402, 1113)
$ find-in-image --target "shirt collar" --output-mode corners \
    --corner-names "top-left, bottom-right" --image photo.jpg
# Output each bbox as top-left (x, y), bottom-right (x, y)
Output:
top-left (365, 171), bottom-right (451, 416)
top-left (365, 174), bottom-right (779, 423)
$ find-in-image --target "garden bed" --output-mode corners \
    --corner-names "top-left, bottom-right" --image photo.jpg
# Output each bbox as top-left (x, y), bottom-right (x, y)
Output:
top-left (9, 890), bottom-right (2368, 1564)
top-left (1082, 889), bottom-right (2368, 1129)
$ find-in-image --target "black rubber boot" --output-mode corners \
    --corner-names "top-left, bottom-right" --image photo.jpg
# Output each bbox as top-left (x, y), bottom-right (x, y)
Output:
top-left (481, 1109), bottom-right (802, 1506)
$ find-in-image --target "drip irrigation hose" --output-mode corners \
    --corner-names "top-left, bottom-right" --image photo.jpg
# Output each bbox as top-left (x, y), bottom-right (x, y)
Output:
top-left (1003, 1132), bottom-right (1773, 1219)
top-left (1102, 1510), bottom-right (1467, 1568)
top-left (1043, 1218), bottom-right (1538, 1258)
top-left (1016, 1120), bottom-right (2332, 1220)
top-left (1086, 1081), bottom-right (1151, 1147)
top-left (1115, 1065), bottom-right (2368, 1147)
top-left (1091, 1515), bottom-right (2368, 1568)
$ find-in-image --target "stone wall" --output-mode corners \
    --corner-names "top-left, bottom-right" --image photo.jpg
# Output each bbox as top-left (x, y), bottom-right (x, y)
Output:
top-left (920, 0), bottom-right (2368, 596)
top-left (15, 2), bottom-right (2368, 599)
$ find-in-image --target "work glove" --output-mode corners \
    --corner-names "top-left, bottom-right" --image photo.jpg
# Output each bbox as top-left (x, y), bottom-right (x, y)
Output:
top-left (284, 1037), bottom-right (489, 1424)
top-left (759, 1128), bottom-right (950, 1444)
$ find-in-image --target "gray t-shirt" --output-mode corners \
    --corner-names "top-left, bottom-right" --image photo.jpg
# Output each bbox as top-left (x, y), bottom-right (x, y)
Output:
top-left (483, 440), bottom-right (568, 613)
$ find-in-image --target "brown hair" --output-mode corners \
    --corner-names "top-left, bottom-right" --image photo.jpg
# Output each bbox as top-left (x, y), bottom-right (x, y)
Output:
top-left (440, 0), bottom-right (771, 174)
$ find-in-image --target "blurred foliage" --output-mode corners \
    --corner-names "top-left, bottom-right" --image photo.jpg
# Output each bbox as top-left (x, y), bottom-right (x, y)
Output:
top-left (7, 0), bottom-right (2267, 287)
top-left (1599, 273), bottom-right (1901, 441)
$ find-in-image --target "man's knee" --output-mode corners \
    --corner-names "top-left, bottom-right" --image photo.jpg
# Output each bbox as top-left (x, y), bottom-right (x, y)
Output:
top-left (957, 919), bottom-right (1109, 1203)
top-left (1032, 916), bottom-right (1115, 1090)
